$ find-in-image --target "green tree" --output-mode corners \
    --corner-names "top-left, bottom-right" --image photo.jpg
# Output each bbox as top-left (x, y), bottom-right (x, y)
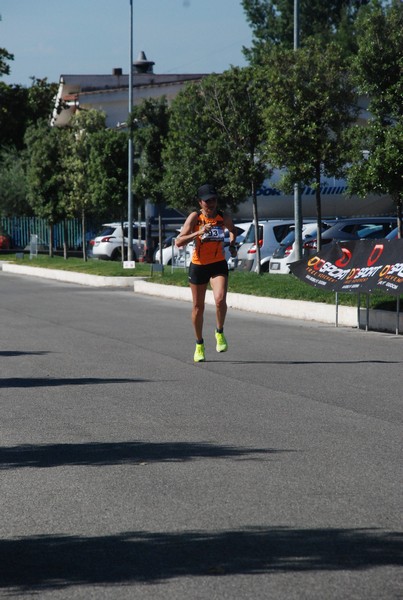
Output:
top-left (62, 109), bottom-right (107, 260)
top-left (260, 39), bottom-right (357, 249)
top-left (164, 68), bottom-right (268, 269)
top-left (25, 120), bottom-right (68, 257)
top-left (0, 84), bottom-right (28, 150)
top-left (0, 47), bottom-right (13, 77)
top-left (164, 69), bottom-right (266, 200)
top-left (347, 0), bottom-right (403, 236)
top-left (62, 109), bottom-right (129, 259)
top-left (0, 147), bottom-right (30, 216)
top-left (196, 67), bottom-right (268, 271)
top-left (162, 82), bottom-right (212, 210)
top-left (241, 0), bottom-right (370, 64)
top-left (87, 127), bottom-right (128, 223)
top-left (0, 77), bottom-right (58, 150)
top-left (129, 97), bottom-right (170, 260)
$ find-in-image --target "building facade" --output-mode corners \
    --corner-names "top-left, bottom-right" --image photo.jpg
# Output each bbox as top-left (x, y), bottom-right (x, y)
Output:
top-left (52, 51), bottom-right (207, 128)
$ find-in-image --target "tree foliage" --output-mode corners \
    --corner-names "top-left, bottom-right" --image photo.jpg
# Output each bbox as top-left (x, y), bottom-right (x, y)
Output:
top-left (163, 67), bottom-right (267, 216)
top-left (346, 0), bottom-right (403, 235)
top-left (25, 120), bottom-right (67, 221)
top-left (162, 82), bottom-right (212, 210)
top-left (62, 109), bottom-right (107, 218)
top-left (87, 128), bottom-right (128, 221)
top-left (63, 108), bottom-right (128, 221)
top-left (0, 47), bottom-right (13, 77)
top-left (352, 0), bottom-right (403, 121)
top-left (129, 97), bottom-right (169, 206)
top-left (0, 78), bottom-right (58, 150)
top-left (25, 120), bottom-right (68, 255)
top-left (260, 39), bottom-right (358, 245)
top-left (0, 147), bottom-right (30, 216)
top-left (241, 0), bottom-right (369, 63)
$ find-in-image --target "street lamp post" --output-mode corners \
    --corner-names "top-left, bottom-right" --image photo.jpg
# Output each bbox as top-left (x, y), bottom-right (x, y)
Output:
top-left (127, 0), bottom-right (134, 261)
top-left (293, 0), bottom-right (303, 260)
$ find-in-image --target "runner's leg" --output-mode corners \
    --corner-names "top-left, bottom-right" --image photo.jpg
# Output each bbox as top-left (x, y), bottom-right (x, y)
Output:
top-left (210, 274), bottom-right (228, 331)
top-left (190, 283), bottom-right (208, 341)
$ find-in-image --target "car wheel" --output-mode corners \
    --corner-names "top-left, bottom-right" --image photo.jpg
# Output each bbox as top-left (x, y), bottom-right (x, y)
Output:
top-left (260, 263), bottom-right (271, 273)
top-left (111, 248), bottom-right (123, 261)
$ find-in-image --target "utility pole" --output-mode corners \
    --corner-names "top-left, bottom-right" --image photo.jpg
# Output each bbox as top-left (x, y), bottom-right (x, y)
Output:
top-left (293, 0), bottom-right (303, 260)
top-left (127, 0), bottom-right (134, 261)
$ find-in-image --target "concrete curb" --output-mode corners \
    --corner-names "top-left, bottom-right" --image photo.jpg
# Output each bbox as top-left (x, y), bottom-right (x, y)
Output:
top-left (1, 263), bottom-right (137, 287)
top-left (132, 279), bottom-right (358, 327)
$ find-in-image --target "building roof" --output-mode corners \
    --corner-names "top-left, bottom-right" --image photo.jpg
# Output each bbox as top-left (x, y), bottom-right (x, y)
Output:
top-left (51, 51), bottom-right (208, 127)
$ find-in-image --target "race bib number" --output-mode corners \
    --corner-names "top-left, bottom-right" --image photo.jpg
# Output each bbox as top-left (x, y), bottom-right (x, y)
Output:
top-left (202, 226), bottom-right (225, 241)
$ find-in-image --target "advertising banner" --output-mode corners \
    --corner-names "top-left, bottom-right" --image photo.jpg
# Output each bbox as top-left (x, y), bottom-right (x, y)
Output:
top-left (290, 239), bottom-right (403, 296)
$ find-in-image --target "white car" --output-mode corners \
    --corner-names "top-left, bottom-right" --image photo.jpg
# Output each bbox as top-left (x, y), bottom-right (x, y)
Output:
top-left (269, 222), bottom-right (334, 274)
top-left (90, 223), bottom-right (144, 261)
top-left (153, 232), bottom-right (182, 265)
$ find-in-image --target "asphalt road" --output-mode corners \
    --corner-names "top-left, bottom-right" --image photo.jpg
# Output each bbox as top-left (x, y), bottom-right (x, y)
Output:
top-left (0, 271), bottom-right (402, 600)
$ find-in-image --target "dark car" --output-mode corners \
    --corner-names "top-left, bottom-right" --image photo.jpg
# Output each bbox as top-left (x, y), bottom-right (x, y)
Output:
top-left (386, 226), bottom-right (400, 240)
top-left (303, 217), bottom-right (396, 254)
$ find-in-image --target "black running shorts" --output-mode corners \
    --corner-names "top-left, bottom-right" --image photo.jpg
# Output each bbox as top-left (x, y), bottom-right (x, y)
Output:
top-left (188, 260), bottom-right (229, 285)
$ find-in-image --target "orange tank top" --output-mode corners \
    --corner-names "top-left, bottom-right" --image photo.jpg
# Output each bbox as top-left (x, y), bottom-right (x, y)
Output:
top-left (191, 211), bottom-right (226, 266)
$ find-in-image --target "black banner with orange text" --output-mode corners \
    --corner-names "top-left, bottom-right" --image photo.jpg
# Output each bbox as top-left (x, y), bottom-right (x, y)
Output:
top-left (289, 239), bottom-right (403, 295)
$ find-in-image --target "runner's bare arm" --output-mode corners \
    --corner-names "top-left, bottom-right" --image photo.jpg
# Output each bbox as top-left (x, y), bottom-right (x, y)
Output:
top-left (176, 212), bottom-right (211, 248)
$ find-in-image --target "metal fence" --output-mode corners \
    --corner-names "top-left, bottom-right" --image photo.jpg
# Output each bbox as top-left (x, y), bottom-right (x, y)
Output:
top-left (0, 217), bottom-right (100, 250)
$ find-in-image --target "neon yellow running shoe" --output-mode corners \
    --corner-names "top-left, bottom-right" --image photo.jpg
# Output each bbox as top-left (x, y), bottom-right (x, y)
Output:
top-left (215, 331), bottom-right (228, 352)
top-left (194, 343), bottom-right (205, 362)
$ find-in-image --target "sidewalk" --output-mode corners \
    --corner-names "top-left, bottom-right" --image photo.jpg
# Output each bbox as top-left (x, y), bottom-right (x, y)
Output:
top-left (2, 262), bottom-right (401, 334)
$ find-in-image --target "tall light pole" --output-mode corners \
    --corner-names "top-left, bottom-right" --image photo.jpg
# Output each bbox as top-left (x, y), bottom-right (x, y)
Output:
top-left (293, 0), bottom-right (303, 260)
top-left (127, 0), bottom-right (134, 261)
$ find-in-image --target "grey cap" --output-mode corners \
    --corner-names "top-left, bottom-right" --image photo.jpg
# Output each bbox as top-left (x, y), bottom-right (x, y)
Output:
top-left (197, 184), bottom-right (217, 201)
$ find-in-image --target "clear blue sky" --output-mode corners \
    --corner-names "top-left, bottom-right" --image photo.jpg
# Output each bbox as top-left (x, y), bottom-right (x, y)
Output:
top-left (1, 0), bottom-right (253, 86)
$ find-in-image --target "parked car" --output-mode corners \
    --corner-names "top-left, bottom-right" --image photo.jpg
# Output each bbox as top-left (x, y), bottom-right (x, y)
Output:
top-left (232, 219), bottom-right (298, 273)
top-left (386, 226), bottom-right (399, 240)
top-left (269, 221), bottom-right (335, 274)
top-left (153, 232), bottom-right (181, 265)
top-left (303, 217), bottom-right (396, 255)
top-left (0, 227), bottom-right (12, 250)
top-left (90, 223), bottom-right (144, 261)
